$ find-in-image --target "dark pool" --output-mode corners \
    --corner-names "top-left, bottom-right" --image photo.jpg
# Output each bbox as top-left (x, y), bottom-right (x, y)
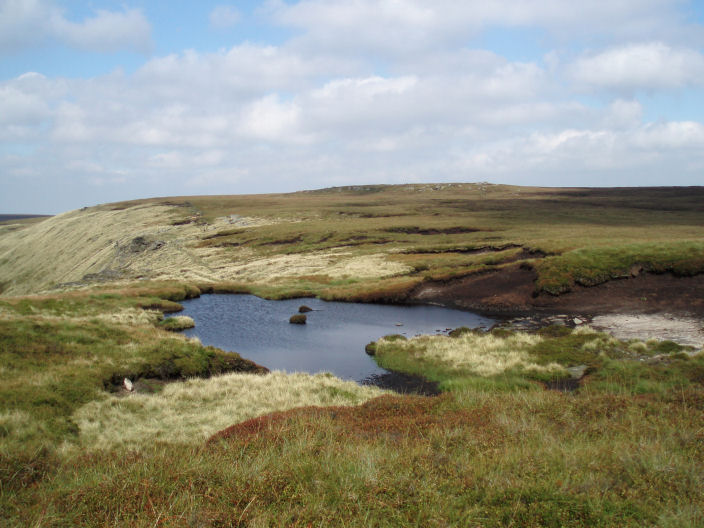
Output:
top-left (178, 294), bottom-right (494, 384)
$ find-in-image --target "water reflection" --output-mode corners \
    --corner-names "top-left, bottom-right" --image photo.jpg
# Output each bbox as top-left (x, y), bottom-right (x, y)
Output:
top-left (179, 294), bottom-right (493, 384)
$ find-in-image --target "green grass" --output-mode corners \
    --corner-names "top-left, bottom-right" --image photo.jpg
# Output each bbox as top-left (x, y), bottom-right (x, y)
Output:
top-left (0, 288), bottom-right (266, 447)
top-left (372, 325), bottom-right (703, 395)
top-left (1, 184), bottom-right (704, 525)
top-left (158, 315), bottom-right (195, 331)
top-left (17, 183), bottom-right (693, 304)
top-left (0, 288), bottom-right (703, 526)
top-left (4, 383), bottom-right (703, 526)
top-left (535, 241), bottom-right (704, 294)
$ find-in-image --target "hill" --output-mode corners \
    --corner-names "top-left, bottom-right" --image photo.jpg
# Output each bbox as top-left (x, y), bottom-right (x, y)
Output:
top-left (2, 183), bottom-right (703, 315)
top-left (2, 183), bottom-right (704, 525)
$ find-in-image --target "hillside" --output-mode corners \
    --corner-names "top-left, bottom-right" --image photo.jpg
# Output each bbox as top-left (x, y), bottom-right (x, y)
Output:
top-left (2, 183), bottom-right (703, 315)
top-left (2, 183), bottom-right (704, 526)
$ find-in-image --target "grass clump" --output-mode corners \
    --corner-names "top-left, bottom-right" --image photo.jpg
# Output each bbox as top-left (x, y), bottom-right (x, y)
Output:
top-left (1, 288), bottom-right (703, 525)
top-left (535, 241), bottom-right (704, 294)
top-left (74, 371), bottom-right (387, 450)
top-left (158, 315), bottom-right (195, 331)
top-left (0, 290), bottom-right (265, 448)
top-left (289, 314), bottom-right (307, 324)
top-left (372, 325), bottom-right (704, 394)
top-left (373, 330), bottom-right (565, 391)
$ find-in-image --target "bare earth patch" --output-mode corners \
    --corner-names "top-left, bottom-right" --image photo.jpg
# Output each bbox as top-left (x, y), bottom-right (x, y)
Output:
top-left (591, 313), bottom-right (704, 349)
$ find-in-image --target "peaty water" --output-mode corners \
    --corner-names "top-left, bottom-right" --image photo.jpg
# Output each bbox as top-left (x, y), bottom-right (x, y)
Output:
top-left (179, 294), bottom-right (494, 386)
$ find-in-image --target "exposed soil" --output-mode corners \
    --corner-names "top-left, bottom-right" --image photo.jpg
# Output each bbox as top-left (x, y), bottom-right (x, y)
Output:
top-left (383, 226), bottom-right (481, 235)
top-left (408, 264), bottom-right (538, 314)
top-left (408, 264), bottom-right (704, 317)
top-left (404, 265), bottom-right (704, 348)
top-left (401, 243), bottom-right (521, 254)
top-left (361, 371), bottom-right (441, 396)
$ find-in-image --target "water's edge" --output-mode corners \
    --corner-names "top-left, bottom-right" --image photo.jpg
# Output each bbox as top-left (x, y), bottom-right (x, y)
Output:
top-left (176, 294), bottom-right (494, 395)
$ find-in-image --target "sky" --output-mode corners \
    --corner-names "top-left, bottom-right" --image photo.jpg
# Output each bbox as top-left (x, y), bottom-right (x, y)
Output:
top-left (1, 1), bottom-right (704, 214)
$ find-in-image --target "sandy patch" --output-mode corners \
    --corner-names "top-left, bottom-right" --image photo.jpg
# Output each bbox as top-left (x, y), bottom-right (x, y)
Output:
top-left (591, 313), bottom-right (704, 348)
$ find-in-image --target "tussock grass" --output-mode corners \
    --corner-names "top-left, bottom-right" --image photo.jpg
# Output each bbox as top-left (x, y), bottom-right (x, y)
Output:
top-left (376, 331), bottom-right (563, 377)
top-left (1, 291), bottom-right (703, 525)
top-left (373, 325), bottom-right (704, 394)
top-left (8, 384), bottom-right (704, 527)
top-left (74, 371), bottom-right (386, 450)
top-left (158, 315), bottom-right (196, 331)
top-left (2, 184), bottom-right (704, 524)
top-left (0, 291), bottom-right (265, 451)
top-left (535, 241), bottom-right (704, 294)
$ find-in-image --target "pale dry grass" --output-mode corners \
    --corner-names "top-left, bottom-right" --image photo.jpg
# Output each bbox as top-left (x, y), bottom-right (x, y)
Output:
top-left (218, 250), bottom-right (411, 282)
top-left (0, 308), bottom-right (163, 327)
top-left (161, 315), bottom-right (196, 329)
top-left (378, 332), bottom-right (566, 377)
top-left (95, 308), bottom-right (163, 326)
top-left (0, 410), bottom-right (38, 441)
top-left (73, 371), bottom-right (387, 450)
top-left (0, 203), bottom-right (199, 295)
top-left (0, 200), bottom-right (408, 295)
top-left (0, 203), bottom-right (295, 296)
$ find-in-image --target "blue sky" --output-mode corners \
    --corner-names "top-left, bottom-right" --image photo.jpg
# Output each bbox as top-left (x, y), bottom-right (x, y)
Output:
top-left (1, 0), bottom-right (704, 213)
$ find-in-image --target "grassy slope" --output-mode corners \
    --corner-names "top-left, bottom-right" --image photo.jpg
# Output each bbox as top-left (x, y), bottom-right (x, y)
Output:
top-left (1, 184), bottom-right (703, 299)
top-left (1, 184), bottom-right (704, 525)
top-left (1, 287), bottom-right (703, 526)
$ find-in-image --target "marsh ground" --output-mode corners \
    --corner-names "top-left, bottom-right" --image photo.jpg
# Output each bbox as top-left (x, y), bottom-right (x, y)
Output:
top-left (1, 184), bottom-right (703, 526)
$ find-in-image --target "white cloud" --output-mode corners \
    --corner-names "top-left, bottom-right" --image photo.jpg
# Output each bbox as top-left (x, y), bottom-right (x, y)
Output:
top-left (630, 121), bottom-right (704, 149)
top-left (149, 150), bottom-right (225, 169)
top-left (570, 42), bottom-right (704, 91)
top-left (209, 5), bottom-right (241, 28)
top-left (0, 0), bottom-right (151, 54)
top-left (269, 0), bottom-right (699, 57)
top-left (0, 85), bottom-right (49, 125)
top-left (134, 44), bottom-right (359, 99)
top-left (238, 95), bottom-right (304, 142)
top-left (2, 1), bottom-right (704, 213)
top-left (602, 99), bottom-right (643, 129)
top-left (53, 8), bottom-right (151, 53)
top-left (313, 76), bottom-right (418, 100)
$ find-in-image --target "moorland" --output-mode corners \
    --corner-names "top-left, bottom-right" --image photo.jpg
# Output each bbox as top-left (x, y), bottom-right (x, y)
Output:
top-left (1, 183), bottom-right (703, 526)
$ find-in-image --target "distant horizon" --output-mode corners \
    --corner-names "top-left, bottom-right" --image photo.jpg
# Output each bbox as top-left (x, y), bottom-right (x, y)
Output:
top-left (5, 181), bottom-right (704, 216)
top-left (2, 1), bottom-right (704, 214)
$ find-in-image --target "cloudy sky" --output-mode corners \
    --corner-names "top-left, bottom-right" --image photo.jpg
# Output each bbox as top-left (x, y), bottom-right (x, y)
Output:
top-left (2, 0), bottom-right (704, 214)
